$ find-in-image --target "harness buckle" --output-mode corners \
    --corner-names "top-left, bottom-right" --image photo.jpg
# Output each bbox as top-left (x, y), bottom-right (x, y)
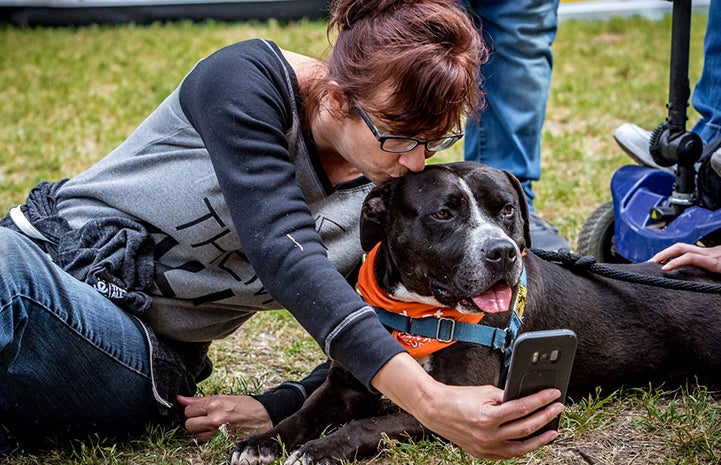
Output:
top-left (434, 318), bottom-right (456, 343)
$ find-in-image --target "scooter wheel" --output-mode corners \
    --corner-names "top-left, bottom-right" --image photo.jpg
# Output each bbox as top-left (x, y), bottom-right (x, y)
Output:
top-left (577, 202), bottom-right (628, 263)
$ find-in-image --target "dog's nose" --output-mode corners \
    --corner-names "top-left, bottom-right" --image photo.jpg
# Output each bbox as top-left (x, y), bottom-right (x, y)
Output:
top-left (483, 239), bottom-right (517, 266)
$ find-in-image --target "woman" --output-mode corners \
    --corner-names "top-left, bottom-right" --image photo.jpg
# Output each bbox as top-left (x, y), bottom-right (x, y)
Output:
top-left (0, 0), bottom-right (562, 459)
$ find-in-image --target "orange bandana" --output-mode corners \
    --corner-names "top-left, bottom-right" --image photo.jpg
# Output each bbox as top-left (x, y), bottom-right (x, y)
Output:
top-left (357, 243), bottom-right (485, 358)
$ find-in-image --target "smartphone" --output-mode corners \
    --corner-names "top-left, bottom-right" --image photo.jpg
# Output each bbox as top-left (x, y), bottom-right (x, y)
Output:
top-left (502, 329), bottom-right (577, 436)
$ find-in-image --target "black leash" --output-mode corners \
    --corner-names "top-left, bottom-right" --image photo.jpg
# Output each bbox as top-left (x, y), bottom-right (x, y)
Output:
top-left (531, 248), bottom-right (721, 295)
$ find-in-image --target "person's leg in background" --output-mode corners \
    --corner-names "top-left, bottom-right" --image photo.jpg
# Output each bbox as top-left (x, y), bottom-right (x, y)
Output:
top-left (693, 0), bottom-right (721, 208)
top-left (691, 0), bottom-right (721, 146)
top-left (463, 0), bottom-right (568, 251)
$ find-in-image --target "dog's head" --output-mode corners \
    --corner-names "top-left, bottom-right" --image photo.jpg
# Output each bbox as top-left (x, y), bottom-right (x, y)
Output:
top-left (361, 161), bottom-right (530, 315)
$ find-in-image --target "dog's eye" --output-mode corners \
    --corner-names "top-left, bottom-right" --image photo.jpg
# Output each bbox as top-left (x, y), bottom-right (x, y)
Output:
top-left (432, 209), bottom-right (451, 220)
top-left (501, 205), bottom-right (514, 218)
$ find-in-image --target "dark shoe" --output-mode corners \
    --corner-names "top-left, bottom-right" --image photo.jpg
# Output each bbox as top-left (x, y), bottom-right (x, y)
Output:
top-left (613, 123), bottom-right (674, 173)
top-left (529, 213), bottom-right (570, 251)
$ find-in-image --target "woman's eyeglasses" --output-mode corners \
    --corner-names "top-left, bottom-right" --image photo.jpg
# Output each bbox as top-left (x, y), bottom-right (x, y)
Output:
top-left (355, 105), bottom-right (463, 154)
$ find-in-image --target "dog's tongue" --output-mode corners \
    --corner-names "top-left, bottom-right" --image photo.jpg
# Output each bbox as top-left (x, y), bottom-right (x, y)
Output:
top-left (471, 284), bottom-right (512, 313)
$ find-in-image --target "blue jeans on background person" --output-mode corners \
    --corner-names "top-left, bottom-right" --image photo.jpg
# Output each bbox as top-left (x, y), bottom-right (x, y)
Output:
top-left (691, 0), bottom-right (721, 145)
top-left (463, 0), bottom-right (559, 209)
top-left (692, 0), bottom-right (721, 209)
top-left (0, 227), bottom-right (160, 441)
top-left (463, 0), bottom-right (568, 251)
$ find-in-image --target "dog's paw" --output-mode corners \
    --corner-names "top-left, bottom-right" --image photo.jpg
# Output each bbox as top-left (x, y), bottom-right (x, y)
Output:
top-left (283, 450), bottom-right (311, 465)
top-left (283, 451), bottom-right (332, 465)
top-left (230, 436), bottom-right (282, 465)
top-left (282, 439), bottom-right (346, 465)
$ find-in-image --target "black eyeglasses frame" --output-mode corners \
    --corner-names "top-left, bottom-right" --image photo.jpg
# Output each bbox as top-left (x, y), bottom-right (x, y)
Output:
top-left (355, 105), bottom-right (463, 154)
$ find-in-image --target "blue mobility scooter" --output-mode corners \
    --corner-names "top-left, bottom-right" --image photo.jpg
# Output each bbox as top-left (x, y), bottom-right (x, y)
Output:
top-left (576, 0), bottom-right (721, 263)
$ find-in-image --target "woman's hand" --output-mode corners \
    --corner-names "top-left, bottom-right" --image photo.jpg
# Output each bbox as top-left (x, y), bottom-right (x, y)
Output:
top-left (651, 243), bottom-right (721, 273)
top-left (177, 394), bottom-right (272, 442)
top-left (372, 353), bottom-right (563, 459)
top-left (415, 383), bottom-right (563, 460)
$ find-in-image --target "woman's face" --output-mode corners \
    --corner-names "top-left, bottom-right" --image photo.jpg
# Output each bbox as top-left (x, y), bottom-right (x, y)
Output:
top-left (338, 103), bottom-right (432, 185)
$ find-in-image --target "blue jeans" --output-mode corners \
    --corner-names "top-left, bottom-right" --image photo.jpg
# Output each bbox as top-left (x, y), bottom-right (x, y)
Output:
top-left (463, 0), bottom-right (560, 211)
top-left (0, 227), bottom-right (160, 437)
top-left (692, 1), bottom-right (721, 210)
top-left (691, 0), bottom-right (721, 145)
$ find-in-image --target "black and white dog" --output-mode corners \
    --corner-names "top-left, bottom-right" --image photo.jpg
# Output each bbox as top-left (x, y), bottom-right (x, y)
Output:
top-left (232, 161), bottom-right (721, 465)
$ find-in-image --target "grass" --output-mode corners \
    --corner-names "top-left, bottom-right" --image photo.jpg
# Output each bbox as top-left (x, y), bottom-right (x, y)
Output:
top-left (1, 10), bottom-right (718, 465)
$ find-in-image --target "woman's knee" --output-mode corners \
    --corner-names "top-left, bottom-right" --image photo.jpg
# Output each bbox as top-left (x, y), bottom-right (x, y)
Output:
top-left (0, 227), bottom-right (49, 272)
top-left (0, 228), bottom-right (59, 297)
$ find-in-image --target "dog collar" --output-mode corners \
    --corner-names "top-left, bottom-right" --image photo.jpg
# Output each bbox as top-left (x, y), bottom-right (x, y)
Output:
top-left (357, 243), bottom-right (526, 358)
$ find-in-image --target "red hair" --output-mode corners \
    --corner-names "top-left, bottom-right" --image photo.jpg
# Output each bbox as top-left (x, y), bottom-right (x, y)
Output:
top-left (303, 0), bottom-right (487, 139)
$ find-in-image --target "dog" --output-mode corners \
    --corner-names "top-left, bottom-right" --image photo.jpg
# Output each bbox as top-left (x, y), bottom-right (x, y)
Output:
top-left (231, 161), bottom-right (721, 465)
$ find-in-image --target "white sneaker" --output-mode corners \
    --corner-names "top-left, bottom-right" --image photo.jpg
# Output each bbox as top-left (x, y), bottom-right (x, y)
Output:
top-left (710, 147), bottom-right (721, 177)
top-left (613, 123), bottom-right (674, 173)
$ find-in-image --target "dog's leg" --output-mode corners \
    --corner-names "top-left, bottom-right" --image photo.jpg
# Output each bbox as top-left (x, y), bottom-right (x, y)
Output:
top-left (284, 411), bottom-right (425, 465)
top-left (231, 364), bottom-right (381, 465)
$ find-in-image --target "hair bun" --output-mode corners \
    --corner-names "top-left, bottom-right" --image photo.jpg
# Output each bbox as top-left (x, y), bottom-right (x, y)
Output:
top-left (329, 0), bottom-right (429, 31)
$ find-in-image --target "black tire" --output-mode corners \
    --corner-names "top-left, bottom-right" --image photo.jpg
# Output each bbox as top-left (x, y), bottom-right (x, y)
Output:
top-left (577, 202), bottom-right (628, 263)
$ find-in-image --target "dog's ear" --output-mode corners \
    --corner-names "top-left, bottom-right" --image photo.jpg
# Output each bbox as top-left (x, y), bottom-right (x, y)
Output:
top-left (360, 184), bottom-right (392, 252)
top-left (501, 169), bottom-right (532, 249)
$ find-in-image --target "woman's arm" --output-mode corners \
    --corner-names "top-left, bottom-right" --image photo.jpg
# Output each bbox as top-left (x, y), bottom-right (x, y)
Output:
top-left (180, 40), bottom-right (408, 389)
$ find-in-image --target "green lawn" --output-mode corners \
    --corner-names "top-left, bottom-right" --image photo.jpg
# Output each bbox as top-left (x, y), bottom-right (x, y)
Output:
top-left (1, 11), bottom-right (719, 465)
